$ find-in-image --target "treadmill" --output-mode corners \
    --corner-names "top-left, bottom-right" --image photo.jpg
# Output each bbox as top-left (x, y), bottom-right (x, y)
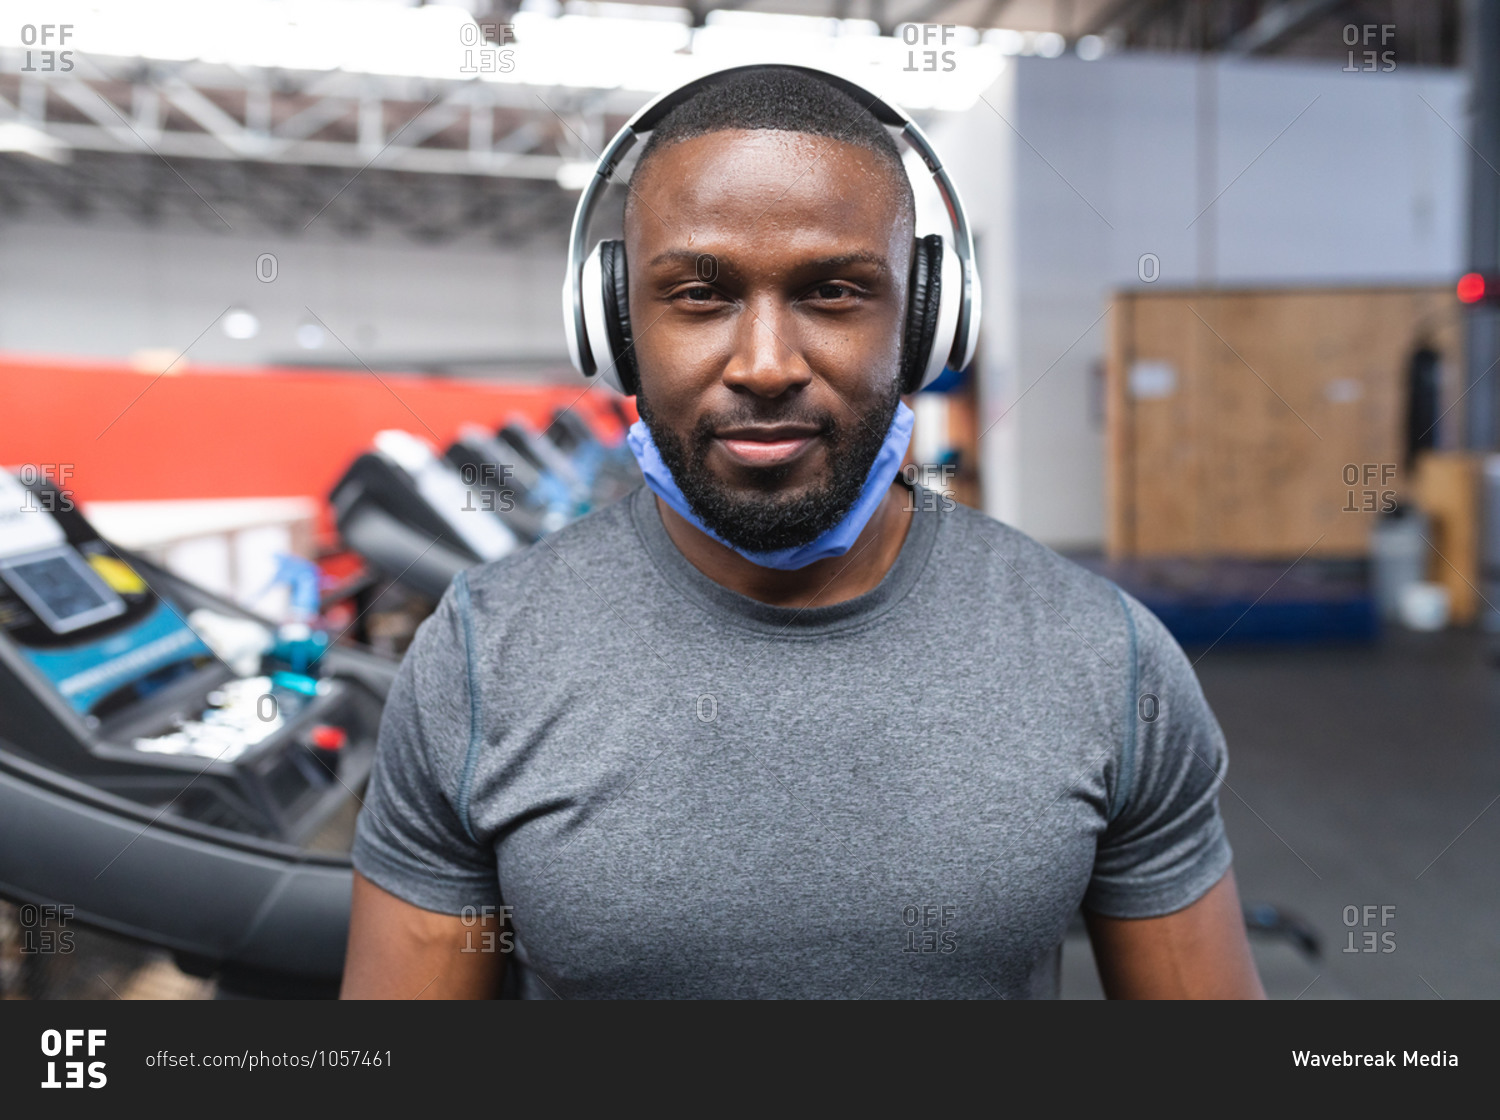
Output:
top-left (492, 421), bottom-right (591, 523)
top-left (499, 419), bottom-right (590, 508)
top-left (0, 470), bottom-right (397, 996)
top-left (443, 424), bottom-right (558, 544)
top-left (333, 416), bottom-right (639, 606)
top-left (543, 408), bottom-right (641, 506)
top-left (329, 429), bottom-right (522, 602)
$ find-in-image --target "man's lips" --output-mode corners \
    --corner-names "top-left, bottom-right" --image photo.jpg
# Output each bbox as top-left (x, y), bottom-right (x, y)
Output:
top-left (714, 425), bottom-right (823, 467)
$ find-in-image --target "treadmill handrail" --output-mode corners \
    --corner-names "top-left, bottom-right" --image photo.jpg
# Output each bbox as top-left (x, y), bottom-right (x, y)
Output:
top-left (0, 737), bottom-right (353, 977)
top-left (0, 736), bottom-right (351, 865)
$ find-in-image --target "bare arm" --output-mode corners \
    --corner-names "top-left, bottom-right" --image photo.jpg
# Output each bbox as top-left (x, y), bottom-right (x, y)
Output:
top-left (1084, 869), bottom-right (1266, 999)
top-left (340, 871), bottom-right (505, 999)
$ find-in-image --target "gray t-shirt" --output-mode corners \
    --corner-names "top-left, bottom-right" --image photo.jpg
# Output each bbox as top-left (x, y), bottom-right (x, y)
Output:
top-left (352, 482), bottom-right (1232, 999)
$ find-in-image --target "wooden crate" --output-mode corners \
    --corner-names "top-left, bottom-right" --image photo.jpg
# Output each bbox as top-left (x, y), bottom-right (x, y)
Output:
top-left (1106, 286), bottom-right (1465, 559)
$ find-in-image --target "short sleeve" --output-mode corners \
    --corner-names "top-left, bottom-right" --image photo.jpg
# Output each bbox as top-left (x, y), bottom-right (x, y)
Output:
top-left (1083, 591), bottom-right (1234, 918)
top-left (351, 575), bottom-right (501, 914)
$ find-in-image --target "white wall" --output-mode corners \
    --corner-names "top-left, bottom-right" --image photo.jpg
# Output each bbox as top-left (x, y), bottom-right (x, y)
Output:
top-left (0, 217), bottom-right (571, 373)
top-left (932, 53), bottom-right (1468, 549)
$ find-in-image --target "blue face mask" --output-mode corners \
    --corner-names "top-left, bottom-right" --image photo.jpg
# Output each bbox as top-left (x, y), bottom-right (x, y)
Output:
top-left (627, 400), bottom-right (915, 571)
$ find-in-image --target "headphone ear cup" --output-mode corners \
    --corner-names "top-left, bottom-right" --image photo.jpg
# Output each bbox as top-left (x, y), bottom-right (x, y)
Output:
top-left (599, 239), bottom-right (639, 396)
top-left (900, 234), bottom-right (944, 395)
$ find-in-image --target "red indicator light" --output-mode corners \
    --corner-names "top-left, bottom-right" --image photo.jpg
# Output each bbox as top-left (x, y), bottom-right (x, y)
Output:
top-left (1457, 272), bottom-right (1486, 303)
top-left (310, 724), bottom-right (347, 750)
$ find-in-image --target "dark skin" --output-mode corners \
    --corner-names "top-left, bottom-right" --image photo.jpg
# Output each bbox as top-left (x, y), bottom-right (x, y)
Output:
top-left (627, 129), bottom-right (917, 608)
top-left (342, 128), bottom-right (1264, 999)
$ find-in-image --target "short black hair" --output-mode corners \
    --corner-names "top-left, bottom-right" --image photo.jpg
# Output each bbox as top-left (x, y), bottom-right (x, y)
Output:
top-left (626, 66), bottom-right (914, 223)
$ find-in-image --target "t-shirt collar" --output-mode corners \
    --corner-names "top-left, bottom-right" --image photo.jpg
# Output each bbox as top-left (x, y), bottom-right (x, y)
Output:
top-left (628, 479), bottom-right (939, 636)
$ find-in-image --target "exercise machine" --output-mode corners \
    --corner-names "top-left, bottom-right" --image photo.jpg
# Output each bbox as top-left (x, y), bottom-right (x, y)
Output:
top-left (0, 470), bottom-right (396, 994)
top-left (329, 429), bottom-right (521, 602)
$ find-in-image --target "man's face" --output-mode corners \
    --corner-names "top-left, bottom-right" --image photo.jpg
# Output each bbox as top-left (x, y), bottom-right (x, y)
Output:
top-left (626, 129), bottom-right (913, 553)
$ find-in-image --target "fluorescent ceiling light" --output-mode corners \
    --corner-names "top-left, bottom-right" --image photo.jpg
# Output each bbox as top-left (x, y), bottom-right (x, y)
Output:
top-left (222, 309), bottom-right (260, 340)
top-left (0, 121), bottom-right (70, 163)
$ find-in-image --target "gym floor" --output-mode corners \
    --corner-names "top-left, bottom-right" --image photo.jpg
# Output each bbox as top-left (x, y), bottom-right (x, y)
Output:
top-left (1064, 627), bottom-right (1500, 999)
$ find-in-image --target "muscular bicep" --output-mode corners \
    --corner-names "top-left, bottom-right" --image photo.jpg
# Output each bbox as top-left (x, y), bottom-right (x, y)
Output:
top-left (341, 871), bottom-right (505, 999)
top-left (1084, 869), bottom-right (1265, 1000)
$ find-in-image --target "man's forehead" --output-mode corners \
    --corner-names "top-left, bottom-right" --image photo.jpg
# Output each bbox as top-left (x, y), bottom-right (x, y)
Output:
top-left (645, 245), bottom-right (894, 277)
top-left (626, 128), bottom-right (909, 240)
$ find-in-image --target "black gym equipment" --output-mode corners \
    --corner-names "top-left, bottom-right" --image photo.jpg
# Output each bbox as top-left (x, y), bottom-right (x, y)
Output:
top-left (500, 420), bottom-right (588, 503)
top-left (330, 430), bottom-right (523, 602)
top-left (543, 407), bottom-right (641, 505)
top-left (444, 425), bottom-right (560, 544)
top-left (334, 416), bottom-right (639, 602)
top-left (0, 472), bottom-right (399, 995)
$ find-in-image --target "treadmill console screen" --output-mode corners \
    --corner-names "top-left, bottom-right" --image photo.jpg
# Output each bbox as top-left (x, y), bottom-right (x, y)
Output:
top-left (0, 545), bottom-right (127, 635)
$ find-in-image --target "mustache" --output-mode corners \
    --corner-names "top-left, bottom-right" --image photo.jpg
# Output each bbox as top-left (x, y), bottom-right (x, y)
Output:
top-left (689, 404), bottom-right (838, 442)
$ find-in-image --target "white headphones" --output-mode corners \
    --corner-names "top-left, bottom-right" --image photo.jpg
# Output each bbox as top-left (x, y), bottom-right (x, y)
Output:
top-left (561, 63), bottom-right (981, 397)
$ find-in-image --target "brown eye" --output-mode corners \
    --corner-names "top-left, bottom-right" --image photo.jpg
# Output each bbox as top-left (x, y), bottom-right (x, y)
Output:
top-left (813, 283), bottom-right (853, 300)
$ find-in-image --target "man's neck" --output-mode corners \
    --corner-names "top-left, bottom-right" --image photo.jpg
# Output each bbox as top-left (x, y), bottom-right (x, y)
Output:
top-left (654, 482), bottom-right (914, 608)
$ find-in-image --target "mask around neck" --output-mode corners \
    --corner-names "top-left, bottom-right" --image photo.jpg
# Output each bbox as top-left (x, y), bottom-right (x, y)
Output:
top-left (627, 400), bottom-right (916, 571)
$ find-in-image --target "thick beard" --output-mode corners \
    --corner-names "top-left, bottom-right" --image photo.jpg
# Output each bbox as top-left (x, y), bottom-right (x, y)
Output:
top-left (636, 381), bottom-right (901, 554)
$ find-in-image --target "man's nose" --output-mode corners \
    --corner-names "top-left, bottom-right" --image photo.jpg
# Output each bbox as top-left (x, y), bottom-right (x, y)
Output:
top-left (720, 300), bottom-right (812, 398)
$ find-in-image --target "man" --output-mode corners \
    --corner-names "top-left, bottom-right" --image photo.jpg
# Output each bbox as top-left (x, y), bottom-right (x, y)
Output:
top-left (342, 67), bottom-right (1265, 999)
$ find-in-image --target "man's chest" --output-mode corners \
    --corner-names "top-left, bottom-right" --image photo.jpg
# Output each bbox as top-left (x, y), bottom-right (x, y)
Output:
top-left (466, 635), bottom-right (1119, 997)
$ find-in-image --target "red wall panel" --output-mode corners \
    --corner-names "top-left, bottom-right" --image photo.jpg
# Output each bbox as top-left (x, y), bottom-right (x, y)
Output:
top-left (0, 353), bottom-right (634, 545)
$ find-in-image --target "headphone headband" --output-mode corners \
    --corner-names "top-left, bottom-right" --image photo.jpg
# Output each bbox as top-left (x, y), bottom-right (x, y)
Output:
top-left (564, 63), bottom-right (981, 393)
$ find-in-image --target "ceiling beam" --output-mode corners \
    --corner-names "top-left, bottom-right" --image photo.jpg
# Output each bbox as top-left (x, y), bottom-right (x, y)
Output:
top-left (35, 121), bottom-right (567, 179)
top-left (1223, 0), bottom-right (1349, 55)
top-left (1083, 0), bottom-right (1162, 38)
top-left (274, 96), bottom-right (354, 143)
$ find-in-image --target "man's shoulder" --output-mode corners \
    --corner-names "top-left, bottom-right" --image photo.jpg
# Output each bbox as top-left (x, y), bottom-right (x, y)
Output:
top-left (932, 500), bottom-right (1185, 676)
top-left (458, 488), bottom-right (647, 616)
top-left (932, 498), bottom-right (1125, 621)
